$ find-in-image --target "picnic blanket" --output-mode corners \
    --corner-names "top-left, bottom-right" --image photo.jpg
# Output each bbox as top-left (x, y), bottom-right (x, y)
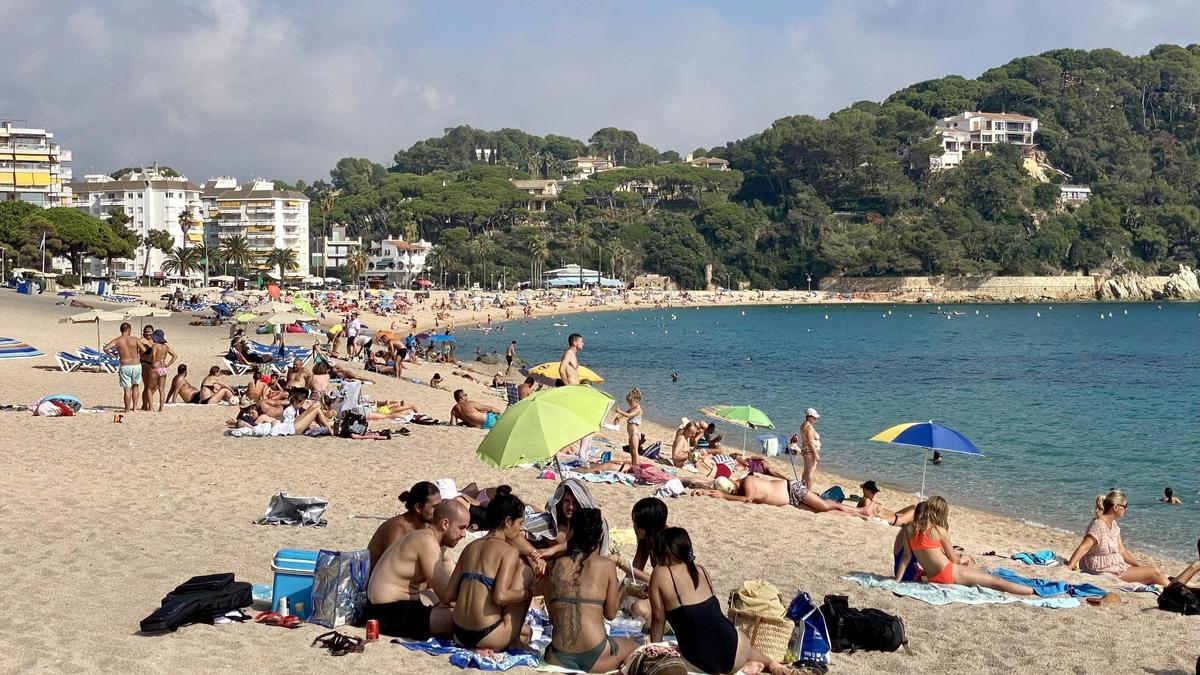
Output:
top-left (843, 572), bottom-right (1080, 608)
top-left (394, 609), bottom-right (551, 671)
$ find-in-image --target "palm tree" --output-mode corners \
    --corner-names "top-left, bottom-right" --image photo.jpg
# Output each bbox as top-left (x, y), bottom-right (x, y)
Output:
top-left (468, 233), bottom-right (496, 289)
top-left (139, 229), bottom-right (175, 283)
top-left (525, 232), bottom-right (549, 288)
top-left (345, 246), bottom-right (369, 289)
top-left (219, 235), bottom-right (253, 277)
top-left (425, 244), bottom-right (451, 289)
top-left (607, 240), bottom-right (629, 283)
top-left (567, 225), bottom-right (593, 287)
top-left (194, 244), bottom-right (218, 287)
top-left (266, 247), bottom-right (300, 285)
top-left (160, 246), bottom-right (203, 279)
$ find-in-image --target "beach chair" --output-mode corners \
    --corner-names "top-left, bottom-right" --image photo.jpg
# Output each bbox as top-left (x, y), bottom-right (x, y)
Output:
top-left (223, 357), bottom-right (253, 376)
top-left (505, 383), bottom-right (520, 405)
top-left (77, 346), bottom-right (120, 370)
top-left (56, 351), bottom-right (113, 373)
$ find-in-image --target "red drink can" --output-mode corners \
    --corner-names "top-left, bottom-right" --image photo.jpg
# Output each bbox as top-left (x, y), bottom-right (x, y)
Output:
top-left (365, 619), bottom-right (380, 641)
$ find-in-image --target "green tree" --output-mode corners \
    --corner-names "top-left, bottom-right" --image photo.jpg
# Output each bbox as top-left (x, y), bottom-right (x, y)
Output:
top-left (140, 229), bottom-right (175, 280)
top-left (345, 246), bottom-right (369, 287)
top-left (266, 247), bottom-right (300, 283)
top-left (161, 246), bottom-right (202, 278)
top-left (219, 235), bottom-right (253, 276)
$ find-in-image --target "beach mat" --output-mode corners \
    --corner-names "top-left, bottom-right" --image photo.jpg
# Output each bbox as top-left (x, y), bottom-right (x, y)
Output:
top-left (844, 573), bottom-right (1080, 608)
top-left (0, 337), bottom-right (44, 359)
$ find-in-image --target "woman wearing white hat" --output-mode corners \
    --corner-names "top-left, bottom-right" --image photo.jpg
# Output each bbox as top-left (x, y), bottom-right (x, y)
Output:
top-left (799, 408), bottom-right (821, 488)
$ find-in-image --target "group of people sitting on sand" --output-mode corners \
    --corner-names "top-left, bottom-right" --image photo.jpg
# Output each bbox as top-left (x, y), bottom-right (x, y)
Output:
top-left (362, 478), bottom-right (792, 674)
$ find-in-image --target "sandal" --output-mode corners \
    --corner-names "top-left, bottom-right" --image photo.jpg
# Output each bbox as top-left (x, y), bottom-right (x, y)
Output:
top-left (311, 630), bottom-right (365, 656)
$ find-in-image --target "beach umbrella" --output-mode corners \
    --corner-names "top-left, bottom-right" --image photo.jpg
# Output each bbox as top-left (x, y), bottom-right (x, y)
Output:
top-left (254, 300), bottom-right (294, 315)
top-left (527, 361), bottom-right (604, 384)
top-left (292, 298), bottom-right (318, 317)
top-left (870, 421), bottom-right (983, 498)
top-left (57, 290), bottom-right (75, 297)
top-left (234, 312), bottom-right (257, 323)
top-left (123, 304), bottom-right (173, 329)
top-left (69, 309), bottom-right (126, 348)
top-left (477, 385), bottom-right (615, 469)
top-left (700, 404), bottom-right (775, 454)
top-left (415, 332), bottom-right (431, 340)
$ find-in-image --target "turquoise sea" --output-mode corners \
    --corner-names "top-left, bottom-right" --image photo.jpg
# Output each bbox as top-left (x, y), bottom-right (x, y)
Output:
top-left (456, 302), bottom-right (1200, 560)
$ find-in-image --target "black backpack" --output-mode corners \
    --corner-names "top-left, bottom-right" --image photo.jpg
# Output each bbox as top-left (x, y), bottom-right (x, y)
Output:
top-left (338, 410), bottom-right (369, 438)
top-left (820, 595), bottom-right (907, 653)
top-left (1158, 581), bottom-right (1200, 615)
top-left (139, 573), bottom-right (253, 633)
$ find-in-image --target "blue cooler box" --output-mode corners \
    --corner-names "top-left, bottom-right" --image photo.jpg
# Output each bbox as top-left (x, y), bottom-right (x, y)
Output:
top-left (272, 548), bottom-right (320, 619)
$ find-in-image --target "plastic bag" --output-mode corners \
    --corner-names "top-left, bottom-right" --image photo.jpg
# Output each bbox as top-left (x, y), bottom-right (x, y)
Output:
top-left (309, 549), bottom-right (371, 628)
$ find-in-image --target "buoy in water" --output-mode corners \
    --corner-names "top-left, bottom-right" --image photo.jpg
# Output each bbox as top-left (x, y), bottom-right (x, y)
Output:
top-left (1036, 312), bottom-right (1041, 317)
top-left (824, 314), bottom-right (829, 320)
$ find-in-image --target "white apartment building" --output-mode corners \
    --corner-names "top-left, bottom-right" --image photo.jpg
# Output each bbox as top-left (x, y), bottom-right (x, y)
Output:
top-left (367, 236), bottom-right (431, 285)
top-left (932, 111), bottom-right (1039, 170)
top-left (207, 179), bottom-right (310, 278)
top-left (312, 223), bottom-right (362, 270)
top-left (70, 168), bottom-right (203, 278)
top-left (0, 120), bottom-right (72, 207)
top-left (1059, 185), bottom-right (1091, 206)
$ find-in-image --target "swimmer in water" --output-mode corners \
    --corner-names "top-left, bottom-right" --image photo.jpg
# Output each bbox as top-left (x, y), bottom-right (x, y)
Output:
top-left (1160, 487), bottom-right (1182, 505)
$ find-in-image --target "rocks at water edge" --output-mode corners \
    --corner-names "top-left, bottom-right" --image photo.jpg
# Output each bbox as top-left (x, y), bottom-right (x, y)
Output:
top-left (1161, 264), bottom-right (1200, 300)
top-left (1096, 270), bottom-right (1160, 301)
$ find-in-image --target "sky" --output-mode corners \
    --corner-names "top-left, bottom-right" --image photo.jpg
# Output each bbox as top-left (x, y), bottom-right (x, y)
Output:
top-left (3, 0), bottom-right (1198, 184)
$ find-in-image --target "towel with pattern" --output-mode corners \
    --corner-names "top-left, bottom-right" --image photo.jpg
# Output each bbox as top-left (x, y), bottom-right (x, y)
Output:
top-left (843, 572), bottom-right (1080, 608)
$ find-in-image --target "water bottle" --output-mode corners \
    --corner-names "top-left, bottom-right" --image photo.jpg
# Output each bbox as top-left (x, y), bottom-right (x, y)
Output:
top-left (278, 597), bottom-right (290, 617)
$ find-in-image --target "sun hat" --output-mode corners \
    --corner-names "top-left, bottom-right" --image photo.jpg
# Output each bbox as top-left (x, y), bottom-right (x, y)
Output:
top-left (804, 408), bottom-right (820, 418)
top-left (714, 477), bottom-right (736, 494)
top-left (678, 417), bottom-right (691, 430)
top-left (151, 329), bottom-right (167, 344)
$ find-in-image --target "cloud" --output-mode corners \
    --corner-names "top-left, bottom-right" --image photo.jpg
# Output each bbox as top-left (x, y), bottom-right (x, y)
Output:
top-left (4, 0), bottom-right (1198, 182)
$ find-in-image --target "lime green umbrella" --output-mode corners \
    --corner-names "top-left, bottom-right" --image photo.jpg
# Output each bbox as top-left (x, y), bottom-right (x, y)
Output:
top-left (477, 385), bottom-right (615, 469)
top-left (234, 312), bottom-right (257, 323)
top-left (699, 404), bottom-right (775, 455)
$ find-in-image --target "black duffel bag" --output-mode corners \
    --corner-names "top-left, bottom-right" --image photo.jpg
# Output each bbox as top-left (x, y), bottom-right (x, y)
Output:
top-left (140, 573), bottom-right (253, 633)
top-left (820, 594), bottom-right (907, 653)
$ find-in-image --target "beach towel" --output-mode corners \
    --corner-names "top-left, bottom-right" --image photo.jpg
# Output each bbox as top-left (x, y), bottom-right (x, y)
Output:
top-left (843, 573), bottom-right (1080, 608)
top-left (1011, 550), bottom-right (1059, 566)
top-left (655, 478), bottom-right (686, 499)
top-left (561, 469), bottom-right (635, 486)
top-left (0, 337), bottom-right (44, 360)
top-left (987, 567), bottom-right (1106, 598)
top-left (394, 609), bottom-right (549, 671)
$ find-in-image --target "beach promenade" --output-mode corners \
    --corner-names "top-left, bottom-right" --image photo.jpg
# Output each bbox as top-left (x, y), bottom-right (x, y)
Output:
top-left (0, 287), bottom-right (1193, 674)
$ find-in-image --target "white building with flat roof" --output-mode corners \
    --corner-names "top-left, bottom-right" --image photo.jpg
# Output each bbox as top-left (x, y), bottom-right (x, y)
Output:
top-left (933, 111), bottom-right (1039, 169)
top-left (1, 120), bottom-right (72, 207)
top-left (70, 167), bottom-right (203, 278)
top-left (367, 236), bottom-right (431, 285)
top-left (207, 180), bottom-right (310, 278)
top-left (312, 223), bottom-right (362, 270)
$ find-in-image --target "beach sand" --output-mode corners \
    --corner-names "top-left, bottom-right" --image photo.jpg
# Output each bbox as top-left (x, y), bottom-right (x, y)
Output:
top-left (0, 288), bottom-right (1193, 674)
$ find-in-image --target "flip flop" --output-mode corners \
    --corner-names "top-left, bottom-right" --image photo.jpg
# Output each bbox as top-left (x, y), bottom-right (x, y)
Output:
top-left (253, 611), bottom-right (279, 623)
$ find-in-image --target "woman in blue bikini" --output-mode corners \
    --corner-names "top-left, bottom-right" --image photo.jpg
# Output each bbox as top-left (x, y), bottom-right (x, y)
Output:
top-left (444, 487), bottom-right (535, 651)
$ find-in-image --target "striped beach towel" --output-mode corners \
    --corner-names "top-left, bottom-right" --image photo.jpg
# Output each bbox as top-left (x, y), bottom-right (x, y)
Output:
top-left (0, 337), bottom-right (44, 360)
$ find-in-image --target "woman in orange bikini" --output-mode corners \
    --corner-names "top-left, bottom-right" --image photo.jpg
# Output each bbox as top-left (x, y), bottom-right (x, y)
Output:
top-left (894, 496), bottom-right (1034, 595)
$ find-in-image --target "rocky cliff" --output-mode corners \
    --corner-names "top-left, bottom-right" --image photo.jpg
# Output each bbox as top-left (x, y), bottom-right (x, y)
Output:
top-left (1161, 265), bottom-right (1200, 300)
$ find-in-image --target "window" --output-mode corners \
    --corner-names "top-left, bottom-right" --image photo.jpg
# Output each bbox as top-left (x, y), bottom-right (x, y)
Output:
top-left (138, 207), bottom-right (144, 213)
top-left (982, 134), bottom-right (992, 142)
top-left (126, 193), bottom-right (133, 198)
top-left (107, 193), bottom-right (115, 199)
top-left (167, 192), bottom-right (174, 198)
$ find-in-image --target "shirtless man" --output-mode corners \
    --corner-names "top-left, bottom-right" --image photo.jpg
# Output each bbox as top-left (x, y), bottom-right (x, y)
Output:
top-left (450, 390), bottom-right (502, 429)
top-left (557, 333), bottom-right (583, 386)
top-left (284, 359), bottom-right (309, 390)
top-left (367, 481), bottom-right (443, 570)
top-left (692, 474), bottom-right (867, 518)
top-left (516, 376), bottom-right (535, 401)
top-left (857, 480), bottom-right (916, 526)
top-left (165, 365), bottom-right (200, 404)
top-left (505, 340), bottom-right (517, 369)
top-left (363, 500), bottom-right (469, 640)
top-left (103, 322), bottom-right (149, 413)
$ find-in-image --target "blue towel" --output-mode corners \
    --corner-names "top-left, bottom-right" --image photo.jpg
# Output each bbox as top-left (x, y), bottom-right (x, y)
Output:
top-left (395, 638), bottom-right (540, 671)
top-left (988, 567), bottom-right (1107, 599)
top-left (1011, 550), bottom-right (1058, 566)
top-left (843, 572), bottom-right (1080, 608)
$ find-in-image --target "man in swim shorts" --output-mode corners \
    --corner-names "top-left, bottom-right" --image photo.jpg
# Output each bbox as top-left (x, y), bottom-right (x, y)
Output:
top-left (449, 389), bottom-right (503, 429)
top-left (104, 322), bottom-right (150, 413)
top-left (363, 501), bottom-right (469, 639)
top-left (693, 475), bottom-right (866, 518)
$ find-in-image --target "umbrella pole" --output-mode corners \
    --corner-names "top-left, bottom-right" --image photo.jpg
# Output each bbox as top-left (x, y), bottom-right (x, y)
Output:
top-left (920, 448), bottom-right (929, 499)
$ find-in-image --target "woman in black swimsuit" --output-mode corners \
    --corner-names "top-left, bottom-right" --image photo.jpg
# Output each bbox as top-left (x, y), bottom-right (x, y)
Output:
top-left (648, 528), bottom-right (788, 675)
top-left (444, 487), bottom-right (535, 651)
top-left (539, 508), bottom-right (637, 672)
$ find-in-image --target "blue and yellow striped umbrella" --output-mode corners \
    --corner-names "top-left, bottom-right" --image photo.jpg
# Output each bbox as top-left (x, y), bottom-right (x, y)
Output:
top-left (870, 421), bottom-right (982, 497)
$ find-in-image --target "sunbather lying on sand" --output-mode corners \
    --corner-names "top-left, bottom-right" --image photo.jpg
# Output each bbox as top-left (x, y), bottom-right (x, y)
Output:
top-left (691, 475), bottom-right (867, 518)
top-left (858, 480), bottom-right (916, 526)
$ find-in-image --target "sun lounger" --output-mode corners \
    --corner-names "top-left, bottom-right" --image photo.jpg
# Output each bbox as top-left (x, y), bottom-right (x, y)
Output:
top-left (56, 351), bottom-right (115, 373)
top-left (223, 357), bottom-right (253, 376)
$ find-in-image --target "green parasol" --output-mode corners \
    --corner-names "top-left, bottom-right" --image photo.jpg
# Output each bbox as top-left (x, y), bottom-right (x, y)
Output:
top-left (477, 385), bottom-right (614, 469)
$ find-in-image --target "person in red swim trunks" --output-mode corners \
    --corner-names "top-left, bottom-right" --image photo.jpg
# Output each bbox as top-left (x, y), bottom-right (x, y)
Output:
top-left (894, 496), bottom-right (1034, 594)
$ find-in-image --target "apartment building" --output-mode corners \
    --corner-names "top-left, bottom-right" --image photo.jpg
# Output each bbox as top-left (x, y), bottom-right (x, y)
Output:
top-left (0, 121), bottom-right (72, 207)
top-left (933, 111), bottom-right (1039, 169)
top-left (311, 223), bottom-right (362, 270)
top-left (206, 179), bottom-right (310, 277)
top-left (70, 167), bottom-right (203, 278)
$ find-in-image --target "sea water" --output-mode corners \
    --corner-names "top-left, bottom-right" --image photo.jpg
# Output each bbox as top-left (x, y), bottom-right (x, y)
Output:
top-left (457, 302), bottom-right (1200, 560)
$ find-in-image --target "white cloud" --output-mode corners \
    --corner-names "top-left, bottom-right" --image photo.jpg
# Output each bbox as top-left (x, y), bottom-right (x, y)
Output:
top-left (4, 0), bottom-right (1198, 181)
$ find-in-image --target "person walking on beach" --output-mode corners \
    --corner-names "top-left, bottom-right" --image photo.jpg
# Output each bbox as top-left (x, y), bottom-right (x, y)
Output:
top-left (104, 322), bottom-right (150, 413)
top-left (799, 408), bottom-right (821, 488)
top-left (506, 340), bottom-right (517, 369)
top-left (558, 333), bottom-right (583, 386)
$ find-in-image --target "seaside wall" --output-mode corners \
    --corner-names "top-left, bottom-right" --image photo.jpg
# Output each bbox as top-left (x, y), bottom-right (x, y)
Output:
top-left (821, 274), bottom-right (1174, 301)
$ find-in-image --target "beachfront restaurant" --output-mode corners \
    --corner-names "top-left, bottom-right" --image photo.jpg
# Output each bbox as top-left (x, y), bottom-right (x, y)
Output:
top-left (541, 264), bottom-right (624, 289)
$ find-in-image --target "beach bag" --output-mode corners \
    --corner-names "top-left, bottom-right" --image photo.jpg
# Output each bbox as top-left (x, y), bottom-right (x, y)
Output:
top-left (728, 581), bottom-right (792, 662)
top-left (338, 410), bottom-right (369, 437)
top-left (309, 549), bottom-right (371, 628)
top-left (786, 592), bottom-right (830, 669)
top-left (1158, 581), bottom-right (1200, 615)
top-left (255, 491), bottom-right (328, 527)
top-left (819, 486), bottom-right (845, 503)
top-left (820, 595), bottom-right (906, 653)
top-left (139, 573), bottom-right (252, 633)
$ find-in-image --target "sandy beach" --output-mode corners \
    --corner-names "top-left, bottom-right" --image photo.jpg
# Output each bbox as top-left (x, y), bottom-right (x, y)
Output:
top-left (0, 287), bottom-right (1194, 674)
